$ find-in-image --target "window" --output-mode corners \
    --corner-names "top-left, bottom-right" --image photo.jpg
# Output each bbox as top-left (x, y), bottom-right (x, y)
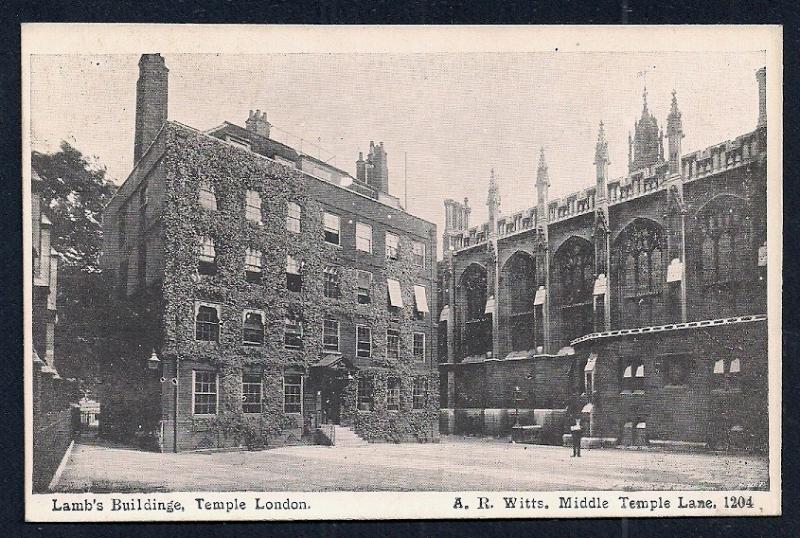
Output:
top-left (242, 373), bottom-right (262, 413)
top-left (323, 266), bottom-right (341, 299)
top-left (387, 329), bottom-right (400, 359)
top-left (323, 212), bottom-right (340, 245)
top-left (696, 197), bottom-right (752, 318)
top-left (287, 202), bottom-right (301, 233)
top-left (613, 219), bottom-right (666, 328)
top-left (386, 377), bottom-right (400, 411)
top-left (245, 190), bottom-right (262, 223)
top-left (387, 278), bottom-right (404, 308)
top-left (461, 264), bottom-right (491, 357)
top-left (195, 303), bottom-right (220, 342)
top-left (242, 310), bottom-right (264, 346)
top-left (386, 232), bottom-right (399, 259)
top-left (192, 371), bottom-right (218, 415)
top-left (283, 374), bottom-right (303, 413)
top-left (413, 332), bottom-right (426, 362)
top-left (555, 237), bottom-right (594, 342)
top-left (139, 181), bottom-right (149, 213)
top-left (356, 325), bottom-right (372, 358)
top-left (412, 377), bottom-right (427, 409)
top-left (357, 378), bottom-right (373, 411)
top-left (503, 252), bottom-right (538, 350)
top-left (118, 208), bottom-right (127, 247)
top-left (412, 241), bottom-right (425, 267)
top-left (286, 255), bottom-right (302, 292)
top-left (199, 181), bottom-right (217, 211)
top-left (356, 222), bottom-right (372, 253)
top-left (413, 285), bottom-right (429, 320)
top-left (284, 310), bottom-right (303, 349)
top-left (323, 319), bottom-right (340, 352)
top-left (357, 270), bottom-right (372, 304)
top-left (245, 248), bottom-right (262, 283)
top-left (197, 236), bottom-right (217, 276)
top-left (664, 356), bottom-right (690, 386)
top-left (620, 359), bottom-right (645, 392)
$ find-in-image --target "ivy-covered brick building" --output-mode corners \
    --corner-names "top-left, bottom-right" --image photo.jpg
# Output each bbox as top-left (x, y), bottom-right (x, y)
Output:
top-left (101, 54), bottom-right (439, 452)
top-left (438, 68), bottom-right (769, 451)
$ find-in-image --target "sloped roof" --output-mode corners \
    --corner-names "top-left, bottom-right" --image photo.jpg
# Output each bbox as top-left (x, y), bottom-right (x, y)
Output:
top-left (206, 122), bottom-right (299, 163)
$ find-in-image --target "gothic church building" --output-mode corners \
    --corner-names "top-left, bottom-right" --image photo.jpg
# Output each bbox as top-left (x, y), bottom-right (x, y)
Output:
top-left (438, 68), bottom-right (768, 450)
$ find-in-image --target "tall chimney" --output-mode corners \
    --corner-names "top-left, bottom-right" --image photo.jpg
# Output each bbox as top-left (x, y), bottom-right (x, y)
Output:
top-left (756, 67), bottom-right (767, 128)
top-left (133, 54), bottom-right (169, 164)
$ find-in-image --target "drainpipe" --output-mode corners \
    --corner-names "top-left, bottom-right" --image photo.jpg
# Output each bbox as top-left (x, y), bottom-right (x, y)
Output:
top-left (173, 354), bottom-right (179, 453)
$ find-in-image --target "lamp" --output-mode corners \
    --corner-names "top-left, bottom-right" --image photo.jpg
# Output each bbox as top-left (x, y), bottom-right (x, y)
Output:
top-left (147, 349), bottom-right (161, 370)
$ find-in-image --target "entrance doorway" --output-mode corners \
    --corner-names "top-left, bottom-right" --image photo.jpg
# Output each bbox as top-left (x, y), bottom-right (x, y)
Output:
top-left (309, 357), bottom-right (353, 426)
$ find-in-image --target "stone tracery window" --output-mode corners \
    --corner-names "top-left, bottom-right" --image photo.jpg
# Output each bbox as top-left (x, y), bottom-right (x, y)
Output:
top-left (613, 219), bottom-right (666, 328)
top-left (501, 251), bottom-right (537, 352)
top-left (459, 264), bottom-right (491, 358)
top-left (694, 196), bottom-right (752, 319)
top-left (555, 237), bottom-right (594, 343)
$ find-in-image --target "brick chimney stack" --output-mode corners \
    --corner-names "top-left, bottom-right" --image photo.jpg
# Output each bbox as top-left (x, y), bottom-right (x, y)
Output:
top-left (246, 109), bottom-right (271, 138)
top-left (756, 67), bottom-right (767, 128)
top-left (133, 54), bottom-right (169, 164)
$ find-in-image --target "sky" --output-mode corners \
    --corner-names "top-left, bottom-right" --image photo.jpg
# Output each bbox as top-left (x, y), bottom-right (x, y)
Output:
top-left (30, 51), bottom-right (765, 257)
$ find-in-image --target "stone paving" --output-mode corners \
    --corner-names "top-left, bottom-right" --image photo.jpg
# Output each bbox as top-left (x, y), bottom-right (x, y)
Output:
top-left (51, 437), bottom-right (769, 493)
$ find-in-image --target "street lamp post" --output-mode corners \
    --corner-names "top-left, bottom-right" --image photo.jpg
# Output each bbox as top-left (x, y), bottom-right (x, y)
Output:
top-left (147, 349), bottom-right (178, 452)
top-left (513, 385), bottom-right (523, 427)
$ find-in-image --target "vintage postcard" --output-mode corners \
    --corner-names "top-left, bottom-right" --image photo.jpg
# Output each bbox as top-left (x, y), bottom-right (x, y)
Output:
top-left (23, 24), bottom-right (782, 521)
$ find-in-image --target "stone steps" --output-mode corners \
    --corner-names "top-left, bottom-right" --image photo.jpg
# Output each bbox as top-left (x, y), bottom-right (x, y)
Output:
top-left (331, 425), bottom-right (369, 447)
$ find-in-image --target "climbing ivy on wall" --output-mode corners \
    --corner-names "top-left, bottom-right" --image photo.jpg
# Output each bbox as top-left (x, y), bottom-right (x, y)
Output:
top-left (153, 123), bottom-right (436, 446)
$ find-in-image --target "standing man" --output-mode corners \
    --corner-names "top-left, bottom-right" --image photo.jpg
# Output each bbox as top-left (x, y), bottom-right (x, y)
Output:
top-left (570, 416), bottom-right (583, 457)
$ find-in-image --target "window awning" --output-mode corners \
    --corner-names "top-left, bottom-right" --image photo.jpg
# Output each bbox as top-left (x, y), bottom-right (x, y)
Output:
top-left (439, 305), bottom-right (450, 322)
top-left (311, 354), bottom-right (347, 369)
top-left (623, 365), bottom-right (633, 378)
top-left (729, 358), bottom-right (741, 373)
top-left (387, 278), bottom-right (403, 307)
top-left (534, 286), bottom-right (546, 306)
top-left (713, 359), bottom-right (725, 374)
top-left (584, 353), bottom-right (597, 372)
top-left (413, 285), bottom-right (429, 313)
top-left (667, 258), bottom-right (683, 283)
top-left (635, 364), bottom-right (645, 378)
top-left (593, 274), bottom-right (607, 296)
top-left (484, 295), bottom-right (496, 315)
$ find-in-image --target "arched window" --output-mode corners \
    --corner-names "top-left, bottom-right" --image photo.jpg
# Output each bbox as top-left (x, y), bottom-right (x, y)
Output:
top-left (613, 219), bottom-right (667, 328)
top-left (195, 303), bottom-right (220, 342)
top-left (459, 264), bottom-right (491, 358)
top-left (462, 265), bottom-right (487, 322)
top-left (555, 237), bottom-right (594, 343)
top-left (693, 196), bottom-right (752, 318)
top-left (242, 310), bottom-right (264, 346)
top-left (501, 252), bottom-right (537, 352)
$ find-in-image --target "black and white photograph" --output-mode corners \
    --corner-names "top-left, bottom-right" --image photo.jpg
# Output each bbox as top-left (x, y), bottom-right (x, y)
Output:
top-left (23, 24), bottom-right (781, 521)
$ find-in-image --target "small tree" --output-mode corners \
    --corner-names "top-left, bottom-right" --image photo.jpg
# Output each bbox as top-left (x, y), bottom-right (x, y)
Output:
top-left (32, 141), bottom-right (117, 271)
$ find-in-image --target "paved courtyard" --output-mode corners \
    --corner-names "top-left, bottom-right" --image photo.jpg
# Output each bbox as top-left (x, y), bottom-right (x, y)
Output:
top-left (51, 437), bottom-right (769, 493)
